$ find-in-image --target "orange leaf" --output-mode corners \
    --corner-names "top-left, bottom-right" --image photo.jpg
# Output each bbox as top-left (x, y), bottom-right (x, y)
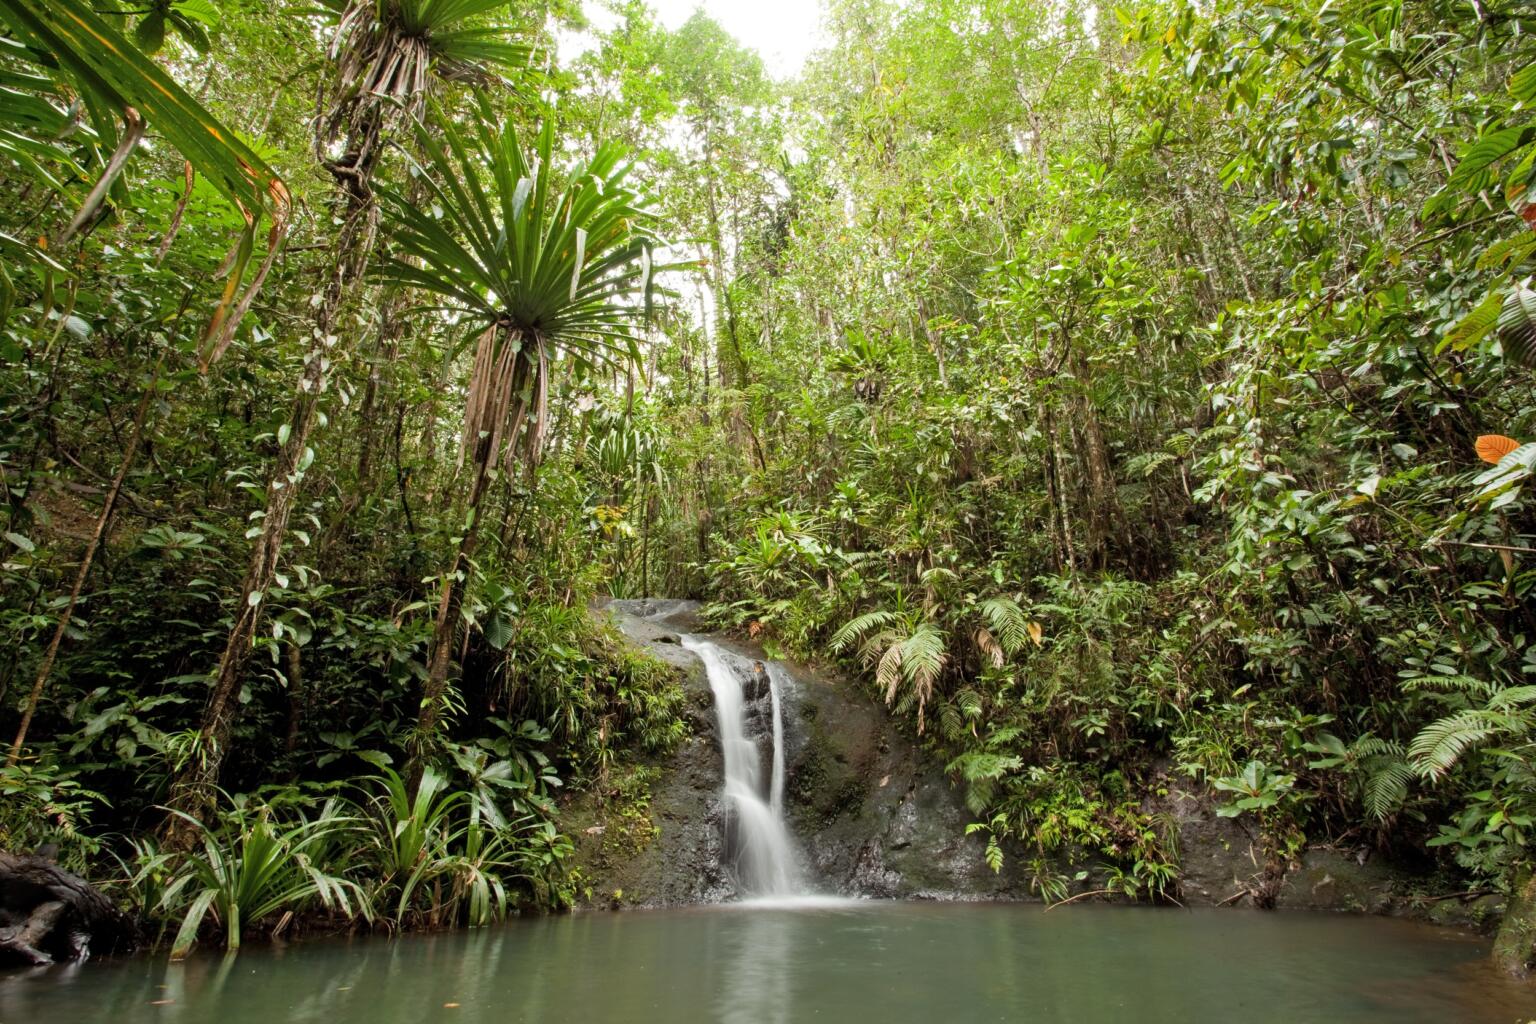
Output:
top-left (1476, 434), bottom-right (1521, 464)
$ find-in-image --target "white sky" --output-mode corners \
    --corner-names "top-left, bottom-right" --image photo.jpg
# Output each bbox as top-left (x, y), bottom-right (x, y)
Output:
top-left (566, 0), bottom-right (827, 79)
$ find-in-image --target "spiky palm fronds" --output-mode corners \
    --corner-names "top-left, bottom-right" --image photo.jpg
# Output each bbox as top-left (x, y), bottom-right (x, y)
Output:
top-left (377, 98), bottom-right (659, 478)
top-left (315, 0), bottom-right (533, 153)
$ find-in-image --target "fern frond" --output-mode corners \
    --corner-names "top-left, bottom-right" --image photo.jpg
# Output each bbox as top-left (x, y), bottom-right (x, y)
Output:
top-left (876, 641), bottom-right (905, 704)
top-left (1399, 673), bottom-right (1496, 696)
top-left (955, 688), bottom-right (984, 720)
top-left (902, 624), bottom-right (948, 690)
top-left (977, 597), bottom-right (1030, 654)
top-left (1487, 685), bottom-right (1536, 711)
top-left (1408, 710), bottom-right (1507, 778)
top-left (973, 626), bottom-right (1004, 668)
top-left (1362, 759), bottom-right (1413, 820)
top-left (829, 609), bottom-right (898, 652)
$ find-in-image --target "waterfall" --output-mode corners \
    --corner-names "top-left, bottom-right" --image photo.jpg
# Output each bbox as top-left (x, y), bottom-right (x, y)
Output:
top-left (682, 636), bottom-right (802, 898)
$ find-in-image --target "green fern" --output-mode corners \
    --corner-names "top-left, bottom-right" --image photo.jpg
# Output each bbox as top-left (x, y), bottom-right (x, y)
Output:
top-left (976, 597), bottom-right (1031, 655)
top-left (829, 609), bottom-right (898, 652)
top-left (1409, 712), bottom-right (1508, 779)
top-left (1407, 690), bottom-right (1535, 780)
top-left (1362, 758), bottom-right (1414, 820)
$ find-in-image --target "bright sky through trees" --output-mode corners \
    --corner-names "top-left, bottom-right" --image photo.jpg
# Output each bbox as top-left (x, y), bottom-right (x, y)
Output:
top-left (570, 0), bottom-right (826, 77)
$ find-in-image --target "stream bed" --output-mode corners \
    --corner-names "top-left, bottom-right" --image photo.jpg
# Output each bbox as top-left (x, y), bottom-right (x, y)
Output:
top-left (5, 901), bottom-right (1532, 1023)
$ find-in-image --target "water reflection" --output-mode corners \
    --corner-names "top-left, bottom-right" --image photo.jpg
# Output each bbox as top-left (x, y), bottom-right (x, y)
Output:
top-left (715, 908), bottom-right (797, 1024)
top-left (3, 904), bottom-right (1531, 1024)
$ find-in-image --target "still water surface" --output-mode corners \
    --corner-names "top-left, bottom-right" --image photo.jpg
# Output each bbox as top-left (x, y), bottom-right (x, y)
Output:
top-left (4, 902), bottom-right (1533, 1023)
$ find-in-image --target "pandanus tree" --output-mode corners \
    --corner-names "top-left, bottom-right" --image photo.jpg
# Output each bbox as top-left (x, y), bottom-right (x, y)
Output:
top-left (167, 0), bottom-right (531, 837)
top-left (376, 101), bottom-right (662, 769)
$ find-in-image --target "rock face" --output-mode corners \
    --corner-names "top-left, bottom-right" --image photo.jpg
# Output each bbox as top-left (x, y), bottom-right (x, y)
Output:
top-left (1141, 766), bottom-right (1505, 930)
top-left (569, 601), bottom-right (1505, 933)
top-left (567, 600), bottom-right (1030, 906)
top-left (562, 600), bottom-right (734, 906)
top-left (1141, 770), bottom-right (1272, 906)
top-left (780, 645), bottom-right (1031, 899)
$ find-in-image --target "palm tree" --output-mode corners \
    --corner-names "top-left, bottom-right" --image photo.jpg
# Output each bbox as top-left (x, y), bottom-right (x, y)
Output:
top-left (375, 99), bottom-right (662, 768)
top-left (166, 0), bottom-right (531, 839)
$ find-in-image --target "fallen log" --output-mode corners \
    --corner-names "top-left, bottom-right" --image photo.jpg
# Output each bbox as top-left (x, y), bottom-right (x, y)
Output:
top-left (0, 850), bottom-right (136, 965)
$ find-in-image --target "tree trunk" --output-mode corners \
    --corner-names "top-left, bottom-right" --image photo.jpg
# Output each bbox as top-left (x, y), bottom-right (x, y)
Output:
top-left (8, 362), bottom-right (159, 765)
top-left (0, 851), bottom-right (136, 965)
top-left (164, 153), bottom-right (379, 846)
top-left (411, 336), bottom-right (540, 788)
top-left (283, 641), bottom-right (304, 756)
top-left (411, 457), bottom-right (492, 787)
top-left (164, 368), bottom-right (324, 843)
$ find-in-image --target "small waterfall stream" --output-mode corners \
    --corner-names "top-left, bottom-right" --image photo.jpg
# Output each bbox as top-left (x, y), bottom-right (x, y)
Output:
top-left (682, 636), bottom-right (803, 898)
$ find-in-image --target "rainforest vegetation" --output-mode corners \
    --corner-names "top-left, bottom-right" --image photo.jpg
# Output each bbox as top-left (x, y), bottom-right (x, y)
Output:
top-left (3, 0), bottom-right (1536, 966)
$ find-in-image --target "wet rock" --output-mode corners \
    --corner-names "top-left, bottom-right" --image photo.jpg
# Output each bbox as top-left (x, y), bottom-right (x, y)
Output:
top-left (1142, 771), bottom-right (1265, 905)
top-left (572, 601), bottom-right (1035, 905)
top-left (562, 624), bottom-right (732, 908)
top-left (1275, 848), bottom-right (1410, 914)
top-left (777, 648), bottom-right (1034, 899)
top-left (1145, 765), bottom-right (1487, 927)
top-left (1494, 873), bottom-right (1536, 977)
top-left (740, 663), bottom-right (771, 703)
top-left (599, 598), bottom-right (705, 636)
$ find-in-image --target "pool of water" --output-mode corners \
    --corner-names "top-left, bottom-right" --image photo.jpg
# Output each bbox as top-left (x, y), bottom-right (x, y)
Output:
top-left (4, 902), bottom-right (1532, 1023)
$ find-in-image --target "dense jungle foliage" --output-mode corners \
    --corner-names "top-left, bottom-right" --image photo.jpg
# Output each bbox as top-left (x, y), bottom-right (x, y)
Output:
top-left (3, 0), bottom-right (1536, 956)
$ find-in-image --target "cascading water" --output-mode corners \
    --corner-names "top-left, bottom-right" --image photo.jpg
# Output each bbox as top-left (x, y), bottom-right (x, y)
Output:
top-left (682, 636), bottom-right (803, 898)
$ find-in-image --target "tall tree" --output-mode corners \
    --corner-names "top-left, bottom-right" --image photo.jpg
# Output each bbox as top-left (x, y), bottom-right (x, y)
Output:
top-left (376, 100), bottom-right (662, 770)
top-left (165, 0), bottom-right (531, 835)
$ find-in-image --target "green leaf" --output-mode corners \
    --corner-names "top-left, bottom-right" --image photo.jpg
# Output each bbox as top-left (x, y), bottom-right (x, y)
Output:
top-left (1449, 126), bottom-right (1536, 190)
top-left (1512, 63), bottom-right (1536, 103)
top-left (1442, 289), bottom-right (1503, 353)
top-left (483, 613), bottom-right (514, 651)
top-left (1496, 284), bottom-right (1536, 368)
top-left (134, 10), bottom-right (166, 53)
top-left (4, 531), bottom-right (34, 552)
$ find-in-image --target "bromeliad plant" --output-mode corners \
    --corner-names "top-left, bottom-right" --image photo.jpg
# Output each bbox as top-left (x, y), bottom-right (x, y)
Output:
top-left (159, 797), bottom-right (372, 959)
top-left (377, 98), bottom-right (667, 761)
top-left (361, 762), bottom-right (567, 927)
